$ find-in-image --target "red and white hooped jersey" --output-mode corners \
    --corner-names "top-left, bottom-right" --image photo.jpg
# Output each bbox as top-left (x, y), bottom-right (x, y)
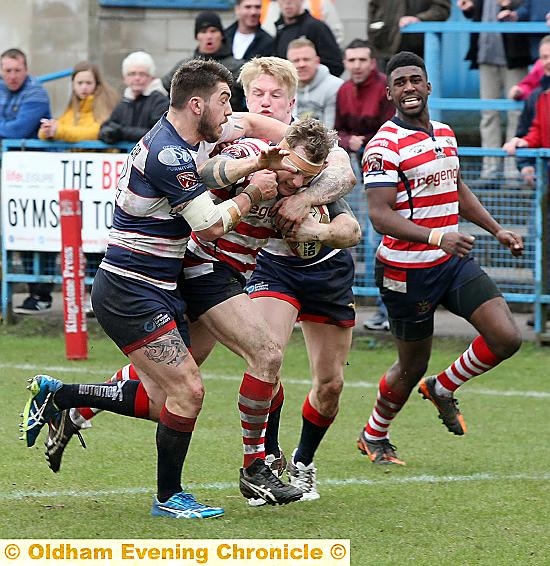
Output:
top-left (362, 117), bottom-right (460, 269)
top-left (184, 137), bottom-right (280, 280)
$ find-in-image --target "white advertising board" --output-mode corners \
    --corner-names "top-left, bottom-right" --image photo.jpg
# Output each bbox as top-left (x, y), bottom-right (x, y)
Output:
top-left (1, 151), bottom-right (128, 252)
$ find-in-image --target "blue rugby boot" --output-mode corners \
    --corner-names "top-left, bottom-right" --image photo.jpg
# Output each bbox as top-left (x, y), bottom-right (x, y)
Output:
top-left (21, 375), bottom-right (62, 447)
top-left (151, 492), bottom-right (224, 519)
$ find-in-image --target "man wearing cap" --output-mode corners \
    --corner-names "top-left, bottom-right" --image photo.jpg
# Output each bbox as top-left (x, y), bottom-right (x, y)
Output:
top-left (162, 11), bottom-right (247, 111)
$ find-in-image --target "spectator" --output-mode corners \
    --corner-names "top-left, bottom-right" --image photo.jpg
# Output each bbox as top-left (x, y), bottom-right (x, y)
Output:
top-left (334, 39), bottom-right (394, 219)
top-left (35, 61), bottom-right (118, 316)
top-left (0, 48), bottom-right (50, 139)
top-left (334, 39), bottom-right (395, 332)
top-left (286, 37), bottom-right (343, 128)
top-left (368, 0), bottom-right (451, 69)
top-left (162, 11), bottom-right (247, 111)
top-left (1, 48), bottom-right (52, 315)
top-left (458, 0), bottom-right (532, 179)
top-left (273, 0), bottom-right (343, 77)
top-left (99, 51), bottom-right (168, 144)
top-left (508, 58), bottom-right (544, 101)
top-left (503, 35), bottom-right (550, 187)
top-left (260, 0), bottom-right (344, 47)
top-left (498, 0), bottom-right (550, 61)
top-left (38, 61), bottom-right (119, 142)
top-left (503, 38), bottom-right (550, 163)
top-left (224, 0), bottom-right (274, 61)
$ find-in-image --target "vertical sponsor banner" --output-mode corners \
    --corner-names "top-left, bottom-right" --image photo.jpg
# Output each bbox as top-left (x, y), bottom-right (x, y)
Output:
top-left (59, 189), bottom-right (88, 360)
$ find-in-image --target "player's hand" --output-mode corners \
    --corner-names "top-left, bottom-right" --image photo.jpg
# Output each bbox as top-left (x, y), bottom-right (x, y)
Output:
top-left (285, 214), bottom-right (325, 243)
top-left (256, 146), bottom-right (296, 173)
top-left (496, 229), bottom-right (524, 257)
top-left (271, 192), bottom-right (312, 234)
top-left (439, 231), bottom-right (475, 258)
top-left (249, 170), bottom-right (278, 201)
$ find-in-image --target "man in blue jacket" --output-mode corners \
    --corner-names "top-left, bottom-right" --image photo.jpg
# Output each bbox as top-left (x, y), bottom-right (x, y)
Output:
top-left (1, 48), bottom-right (53, 314)
top-left (0, 48), bottom-right (50, 139)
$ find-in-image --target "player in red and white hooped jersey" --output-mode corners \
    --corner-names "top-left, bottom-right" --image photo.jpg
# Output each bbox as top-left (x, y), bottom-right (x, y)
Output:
top-left (357, 51), bottom-right (524, 467)
top-left (184, 135), bottom-right (350, 280)
top-left (364, 117), bottom-right (460, 269)
top-left (180, 117), bottom-right (360, 503)
top-left (184, 136), bottom-right (279, 280)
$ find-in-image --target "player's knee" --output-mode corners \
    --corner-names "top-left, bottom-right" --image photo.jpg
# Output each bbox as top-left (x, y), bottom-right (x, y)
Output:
top-left (489, 328), bottom-right (522, 360)
top-left (320, 376), bottom-right (344, 401)
top-left (402, 361), bottom-right (429, 382)
top-left (253, 340), bottom-right (284, 377)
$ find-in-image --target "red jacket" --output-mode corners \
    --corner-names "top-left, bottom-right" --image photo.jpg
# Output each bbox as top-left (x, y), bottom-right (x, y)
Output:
top-left (334, 68), bottom-right (395, 151)
top-left (523, 89), bottom-right (550, 149)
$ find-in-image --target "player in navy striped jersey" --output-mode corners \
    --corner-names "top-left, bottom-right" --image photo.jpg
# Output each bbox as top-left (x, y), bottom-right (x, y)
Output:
top-left (40, 57), bottom-right (358, 507)
top-left (357, 51), bottom-right (524, 466)
top-left (22, 59), bottom-right (299, 519)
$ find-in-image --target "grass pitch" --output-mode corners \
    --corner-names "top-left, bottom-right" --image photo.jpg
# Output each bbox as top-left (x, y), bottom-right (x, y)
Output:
top-left (1, 318), bottom-right (549, 565)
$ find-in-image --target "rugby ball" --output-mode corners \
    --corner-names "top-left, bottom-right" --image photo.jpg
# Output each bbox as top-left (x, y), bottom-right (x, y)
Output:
top-left (286, 204), bottom-right (330, 259)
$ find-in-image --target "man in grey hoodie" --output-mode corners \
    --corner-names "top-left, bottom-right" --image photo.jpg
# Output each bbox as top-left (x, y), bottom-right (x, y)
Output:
top-left (287, 38), bottom-right (343, 128)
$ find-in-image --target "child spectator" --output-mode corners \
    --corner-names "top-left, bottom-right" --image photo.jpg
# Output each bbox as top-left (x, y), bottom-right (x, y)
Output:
top-left (38, 61), bottom-right (119, 142)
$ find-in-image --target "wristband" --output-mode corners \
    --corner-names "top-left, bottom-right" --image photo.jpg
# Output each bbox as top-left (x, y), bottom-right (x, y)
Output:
top-left (242, 184), bottom-right (263, 206)
top-left (428, 229), bottom-right (444, 247)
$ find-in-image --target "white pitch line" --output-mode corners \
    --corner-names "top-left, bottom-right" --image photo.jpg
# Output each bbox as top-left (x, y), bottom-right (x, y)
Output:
top-left (3, 362), bottom-right (550, 399)
top-left (2, 472), bottom-right (549, 501)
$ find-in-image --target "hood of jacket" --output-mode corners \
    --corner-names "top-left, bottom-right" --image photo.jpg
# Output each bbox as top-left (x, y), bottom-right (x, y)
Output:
top-left (123, 77), bottom-right (168, 100)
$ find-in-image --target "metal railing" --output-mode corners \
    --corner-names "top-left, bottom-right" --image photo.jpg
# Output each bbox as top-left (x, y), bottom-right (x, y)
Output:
top-left (402, 21), bottom-right (550, 119)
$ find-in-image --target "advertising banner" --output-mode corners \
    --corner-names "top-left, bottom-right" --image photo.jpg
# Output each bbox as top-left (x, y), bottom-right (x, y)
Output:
top-left (1, 151), bottom-right (127, 253)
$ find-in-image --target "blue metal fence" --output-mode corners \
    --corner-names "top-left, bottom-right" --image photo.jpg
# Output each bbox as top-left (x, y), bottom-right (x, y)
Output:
top-left (1, 141), bottom-right (549, 337)
top-left (350, 147), bottom-right (549, 337)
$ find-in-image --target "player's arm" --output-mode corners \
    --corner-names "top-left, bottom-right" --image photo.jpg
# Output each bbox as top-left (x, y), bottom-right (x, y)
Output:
top-left (198, 146), bottom-right (295, 189)
top-left (228, 112), bottom-right (289, 143)
top-left (272, 146), bottom-right (356, 231)
top-left (368, 185), bottom-right (476, 258)
top-left (180, 174), bottom-right (277, 241)
top-left (457, 172), bottom-right (524, 257)
top-left (286, 210), bottom-right (361, 249)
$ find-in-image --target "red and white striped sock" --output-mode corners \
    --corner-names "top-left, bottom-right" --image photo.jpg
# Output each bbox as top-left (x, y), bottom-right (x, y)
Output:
top-left (435, 335), bottom-right (501, 396)
top-left (364, 374), bottom-right (409, 442)
top-left (238, 373), bottom-right (274, 468)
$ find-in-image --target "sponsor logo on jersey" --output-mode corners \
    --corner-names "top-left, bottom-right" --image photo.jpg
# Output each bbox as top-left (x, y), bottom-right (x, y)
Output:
top-left (143, 313), bottom-right (171, 332)
top-left (246, 282), bottom-right (269, 294)
top-left (176, 171), bottom-right (200, 190)
top-left (130, 144), bottom-right (141, 159)
top-left (158, 146), bottom-right (192, 166)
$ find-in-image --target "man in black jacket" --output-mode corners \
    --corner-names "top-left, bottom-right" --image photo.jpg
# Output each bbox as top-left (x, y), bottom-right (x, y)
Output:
top-left (99, 51), bottom-right (168, 144)
top-left (162, 11), bottom-right (247, 111)
top-left (273, 0), bottom-right (343, 77)
top-left (224, 0), bottom-right (274, 61)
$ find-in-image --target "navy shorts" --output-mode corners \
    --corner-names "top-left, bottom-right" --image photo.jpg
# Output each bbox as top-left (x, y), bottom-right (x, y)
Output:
top-left (247, 250), bottom-right (356, 327)
top-left (91, 268), bottom-right (189, 355)
top-left (375, 255), bottom-right (502, 341)
top-left (179, 261), bottom-right (246, 322)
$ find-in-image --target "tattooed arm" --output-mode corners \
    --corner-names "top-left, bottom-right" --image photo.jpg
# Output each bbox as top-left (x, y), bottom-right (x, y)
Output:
top-left (273, 145), bottom-right (357, 232)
